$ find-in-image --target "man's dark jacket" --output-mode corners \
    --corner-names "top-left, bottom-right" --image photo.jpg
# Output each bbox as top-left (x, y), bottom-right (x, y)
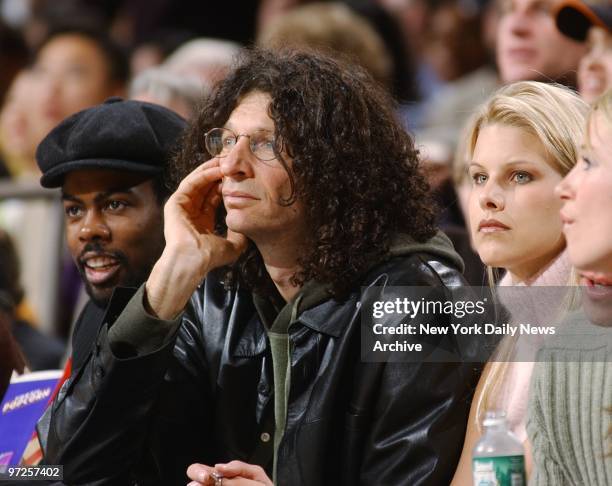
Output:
top-left (40, 234), bottom-right (483, 485)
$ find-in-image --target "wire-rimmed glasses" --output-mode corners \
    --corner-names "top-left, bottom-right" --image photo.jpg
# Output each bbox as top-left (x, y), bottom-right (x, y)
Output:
top-left (204, 127), bottom-right (282, 166)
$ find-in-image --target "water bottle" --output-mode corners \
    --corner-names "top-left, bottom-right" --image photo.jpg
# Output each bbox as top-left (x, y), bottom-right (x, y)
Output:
top-left (472, 410), bottom-right (526, 486)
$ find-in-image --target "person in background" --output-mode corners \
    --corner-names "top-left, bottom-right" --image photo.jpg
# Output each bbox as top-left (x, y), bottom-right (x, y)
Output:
top-left (0, 71), bottom-right (39, 178)
top-left (527, 88), bottom-right (612, 485)
top-left (28, 25), bottom-right (128, 154)
top-left (129, 67), bottom-right (205, 119)
top-left (451, 81), bottom-right (588, 484)
top-left (418, 0), bottom-right (587, 167)
top-left (257, 2), bottom-right (393, 92)
top-left (0, 229), bottom-right (64, 370)
top-left (556, 0), bottom-right (612, 103)
top-left (162, 38), bottom-right (241, 91)
top-left (0, 25), bottom-right (130, 340)
top-left (496, 0), bottom-right (587, 86)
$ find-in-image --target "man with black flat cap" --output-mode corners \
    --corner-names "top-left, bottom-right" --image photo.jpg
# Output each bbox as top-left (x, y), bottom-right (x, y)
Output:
top-left (35, 97), bottom-right (186, 375)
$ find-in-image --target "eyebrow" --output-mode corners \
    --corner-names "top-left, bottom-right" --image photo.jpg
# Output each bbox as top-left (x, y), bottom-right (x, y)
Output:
top-left (223, 122), bottom-right (274, 133)
top-left (61, 186), bottom-right (137, 204)
top-left (468, 160), bottom-right (540, 169)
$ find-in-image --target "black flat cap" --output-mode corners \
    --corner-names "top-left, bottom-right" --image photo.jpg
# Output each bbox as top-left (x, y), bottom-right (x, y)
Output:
top-left (556, 0), bottom-right (612, 42)
top-left (36, 97), bottom-right (187, 188)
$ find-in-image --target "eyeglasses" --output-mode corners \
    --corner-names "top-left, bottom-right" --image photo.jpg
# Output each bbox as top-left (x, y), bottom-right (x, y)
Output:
top-left (204, 127), bottom-right (281, 164)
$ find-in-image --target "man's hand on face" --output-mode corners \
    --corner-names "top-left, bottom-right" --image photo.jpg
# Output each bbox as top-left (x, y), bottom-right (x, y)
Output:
top-left (186, 461), bottom-right (273, 486)
top-left (146, 158), bottom-right (248, 320)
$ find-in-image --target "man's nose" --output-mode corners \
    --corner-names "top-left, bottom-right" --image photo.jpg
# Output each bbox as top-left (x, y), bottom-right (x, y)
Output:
top-left (505, 11), bottom-right (532, 37)
top-left (78, 211), bottom-right (110, 242)
top-left (219, 137), bottom-right (254, 179)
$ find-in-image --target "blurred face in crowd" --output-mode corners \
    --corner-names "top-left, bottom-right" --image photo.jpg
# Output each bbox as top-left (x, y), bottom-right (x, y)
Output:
top-left (469, 124), bottom-right (565, 281)
top-left (30, 34), bottom-right (122, 143)
top-left (578, 27), bottom-right (612, 103)
top-left (496, 0), bottom-right (587, 84)
top-left (0, 72), bottom-right (38, 167)
top-left (62, 169), bottom-right (165, 306)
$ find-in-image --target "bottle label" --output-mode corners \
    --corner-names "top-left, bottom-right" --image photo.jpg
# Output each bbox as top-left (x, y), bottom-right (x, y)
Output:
top-left (472, 455), bottom-right (526, 486)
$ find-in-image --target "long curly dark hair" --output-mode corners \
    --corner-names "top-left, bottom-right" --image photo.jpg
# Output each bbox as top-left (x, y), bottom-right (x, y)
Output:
top-left (170, 47), bottom-right (437, 299)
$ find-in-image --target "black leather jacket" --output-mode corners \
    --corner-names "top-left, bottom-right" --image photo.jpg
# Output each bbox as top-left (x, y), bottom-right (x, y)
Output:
top-left (42, 252), bottom-right (482, 486)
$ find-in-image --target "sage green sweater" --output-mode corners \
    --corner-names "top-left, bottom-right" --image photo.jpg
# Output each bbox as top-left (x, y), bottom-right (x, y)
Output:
top-left (526, 311), bottom-right (612, 485)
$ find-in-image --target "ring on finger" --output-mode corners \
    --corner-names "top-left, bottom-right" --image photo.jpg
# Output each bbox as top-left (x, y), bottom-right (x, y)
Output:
top-left (210, 471), bottom-right (223, 486)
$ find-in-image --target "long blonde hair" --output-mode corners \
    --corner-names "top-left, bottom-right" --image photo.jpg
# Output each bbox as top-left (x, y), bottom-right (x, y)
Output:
top-left (463, 81), bottom-right (588, 429)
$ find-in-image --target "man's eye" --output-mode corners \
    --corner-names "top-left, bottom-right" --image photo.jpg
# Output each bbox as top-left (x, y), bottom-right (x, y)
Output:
top-left (512, 171), bottom-right (533, 184)
top-left (255, 139), bottom-right (275, 150)
top-left (106, 200), bottom-right (126, 211)
top-left (222, 137), bottom-right (236, 147)
top-left (64, 205), bottom-right (83, 217)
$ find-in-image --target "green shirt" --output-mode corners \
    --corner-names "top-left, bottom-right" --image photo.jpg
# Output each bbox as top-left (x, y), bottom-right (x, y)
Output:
top-left (252, 280), bottom-right (331, 482)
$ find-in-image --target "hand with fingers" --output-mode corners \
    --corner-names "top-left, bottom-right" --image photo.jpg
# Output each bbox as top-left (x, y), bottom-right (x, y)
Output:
top-left (187, 461), bottom-right (273, 486)
top-left (146, 158), bottom-right (248, 320)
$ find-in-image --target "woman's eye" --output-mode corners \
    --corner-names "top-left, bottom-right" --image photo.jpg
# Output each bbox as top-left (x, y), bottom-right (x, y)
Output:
top-left (581, 157), bottom-right (593, 170)
top-left (472, 173), bottom-right (487, 185)
top-left (512, 171), bottom-right (532, 184)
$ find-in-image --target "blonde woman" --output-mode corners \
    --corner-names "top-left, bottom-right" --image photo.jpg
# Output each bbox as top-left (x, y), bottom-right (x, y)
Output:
top-left (527, 89), bottom-right (612, 485)
top-left (451, 81), bottom-right (588, 485)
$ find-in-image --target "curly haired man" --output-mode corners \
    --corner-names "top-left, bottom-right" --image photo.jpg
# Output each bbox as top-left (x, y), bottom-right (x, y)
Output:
top-left (42, 48), bottom-right (482, 486)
